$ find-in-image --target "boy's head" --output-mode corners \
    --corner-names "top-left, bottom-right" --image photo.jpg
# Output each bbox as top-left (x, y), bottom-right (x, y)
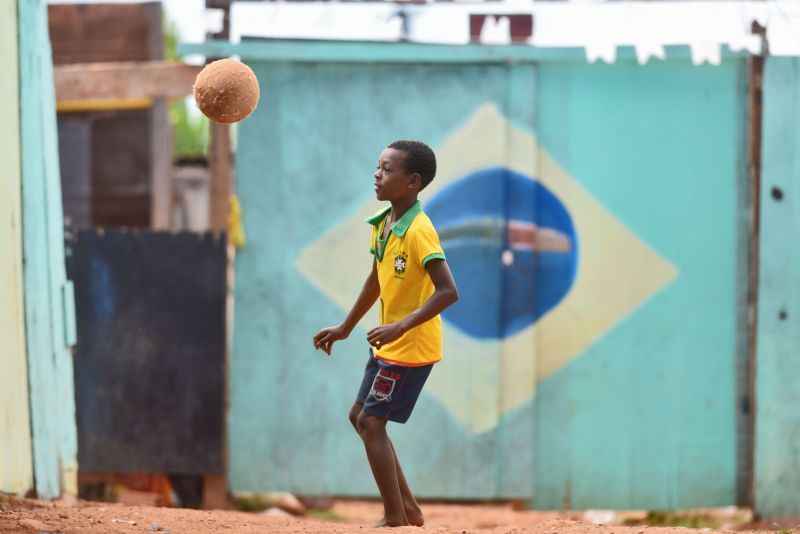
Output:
top-left (374, 140), bottom-right (436, 202)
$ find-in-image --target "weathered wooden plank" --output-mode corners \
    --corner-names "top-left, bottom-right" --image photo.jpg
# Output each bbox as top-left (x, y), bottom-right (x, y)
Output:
top-left (90, 110), bottom-right (152, 228)
top-left (755, 57), bottom-right (800, 518)
top-left (737, 48), bottom-right (764, 507)
top-left (57, 98), bottom-right (152, 113)
top-left (57, 119), bottom-right (92, 228)
top-left (48, 2), bottom-right (162, 65)
top-left (50, 2), bottom-right (171, 231)
top-left (19, 0), bottom-right (78, 499)
top-left (0, 0), bottom-right (34, 497)
top-left (55, 61), bottom-right (201, 101)
top-left (208, 123), bottom-right (232, 232)
top-left (151, 98), bottom-right (174, 230)
top-left (206, 7), bottom-right (233, 235)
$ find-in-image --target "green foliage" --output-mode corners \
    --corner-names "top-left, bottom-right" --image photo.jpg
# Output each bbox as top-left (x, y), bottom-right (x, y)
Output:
top-left (164, 19), bottom-right (178, 61)
top-left (623, 511), bottom-right (721, 529)
top-left (232, 494), bottom-right (269, 512)
top-left (170, 99), bottom-right (209, 158)
top-left (306, 509), bottom-right (347, 522)
top-left (164, 18), bottom-right (209, 159)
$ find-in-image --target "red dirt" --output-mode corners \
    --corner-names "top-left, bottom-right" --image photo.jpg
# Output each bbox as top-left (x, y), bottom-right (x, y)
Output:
top-left (0, 498), bottom-right (784, 534)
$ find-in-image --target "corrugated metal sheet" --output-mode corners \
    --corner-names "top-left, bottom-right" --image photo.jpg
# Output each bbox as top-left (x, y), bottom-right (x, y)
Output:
top-left (68, 230), bottom-right (226, 475)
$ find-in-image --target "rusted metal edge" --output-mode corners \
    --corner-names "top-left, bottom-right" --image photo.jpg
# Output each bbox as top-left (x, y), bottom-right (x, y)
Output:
top-left (741, 19), bottom-right (766, 511)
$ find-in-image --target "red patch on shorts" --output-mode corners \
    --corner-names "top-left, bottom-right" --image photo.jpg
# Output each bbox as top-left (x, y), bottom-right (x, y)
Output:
top-left (371, 369), bottom-right (400, 401)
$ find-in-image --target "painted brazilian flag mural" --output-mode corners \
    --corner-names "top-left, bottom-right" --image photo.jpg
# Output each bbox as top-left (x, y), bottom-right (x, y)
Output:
top-left (231, 55), bottom-right (744, 508)
top-left (298, 104), bottom-right (677, 434)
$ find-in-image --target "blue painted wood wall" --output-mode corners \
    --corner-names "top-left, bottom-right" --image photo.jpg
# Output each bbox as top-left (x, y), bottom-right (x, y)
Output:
top-left (18, 0), bottom-right (79, 499)
top-left (183, 40), bottom-right (751, 509)
top-left (755, 56), bottom-right (800, 518)
top-left (531, 57), bottom-right (747, 510)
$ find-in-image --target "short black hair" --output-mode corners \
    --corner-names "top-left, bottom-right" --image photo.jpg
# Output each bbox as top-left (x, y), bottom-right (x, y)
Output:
top-left (388, 140), bottom-right (437, 190)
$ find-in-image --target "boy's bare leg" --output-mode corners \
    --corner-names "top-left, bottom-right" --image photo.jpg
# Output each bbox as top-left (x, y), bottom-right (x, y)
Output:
top-left (356, 413), bottom-right (408, 526)
top-left (349, 403), bottom-right (423, 526)
top-left (389, 441), bottom-right (424, 526)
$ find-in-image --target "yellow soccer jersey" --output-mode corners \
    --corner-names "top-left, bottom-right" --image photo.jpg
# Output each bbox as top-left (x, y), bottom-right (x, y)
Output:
top-left (368, 201), bottom-right (446, 366)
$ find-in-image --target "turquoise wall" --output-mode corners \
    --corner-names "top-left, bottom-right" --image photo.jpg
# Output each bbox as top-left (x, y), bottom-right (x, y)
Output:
top-left (185, 41), bottom-right (749, 508)
top-left (532, 58), bottom-right (746, 510)
top-left (18, 0), bottom-right (79, 499)
top-left (755, 57), bottom-right (800, 518)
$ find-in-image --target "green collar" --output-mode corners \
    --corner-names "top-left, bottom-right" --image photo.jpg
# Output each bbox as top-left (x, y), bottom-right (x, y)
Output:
top-left (366, 200), bottom-right (422, 237)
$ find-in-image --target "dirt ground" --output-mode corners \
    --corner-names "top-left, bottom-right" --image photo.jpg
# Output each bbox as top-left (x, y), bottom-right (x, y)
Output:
top-left (2, 497), bottom-right (795, 534)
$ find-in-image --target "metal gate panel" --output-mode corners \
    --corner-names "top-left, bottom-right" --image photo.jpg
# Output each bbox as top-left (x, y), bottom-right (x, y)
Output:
top-left (68, 231), bottom-right (226, 474)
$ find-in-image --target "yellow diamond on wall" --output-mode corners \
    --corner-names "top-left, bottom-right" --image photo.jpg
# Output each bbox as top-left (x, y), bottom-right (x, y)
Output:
top-left (297, 103), bottom-right (678, 434)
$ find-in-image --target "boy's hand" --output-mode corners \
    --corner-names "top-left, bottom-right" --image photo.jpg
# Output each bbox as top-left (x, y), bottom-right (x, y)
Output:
top-left (313, 325), bottom-right (348, 355)
top-left (367, 322), bottom-right (406, 349)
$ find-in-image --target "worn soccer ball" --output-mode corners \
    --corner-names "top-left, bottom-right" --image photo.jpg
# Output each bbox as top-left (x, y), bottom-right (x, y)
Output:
top-left (193, 58), bottom-right (260, 124)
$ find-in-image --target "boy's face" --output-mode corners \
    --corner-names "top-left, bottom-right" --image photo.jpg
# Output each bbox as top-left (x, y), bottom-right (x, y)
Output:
top-left (374, 148), bottom-right (420, 202)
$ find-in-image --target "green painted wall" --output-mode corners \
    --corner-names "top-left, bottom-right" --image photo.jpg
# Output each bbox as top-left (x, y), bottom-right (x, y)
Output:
top-left (186, 40), bottom-right (749, 508)
top-left (18, 0), bottom-right (78, 499)
top-left (755, 56), bottom-right (800, 518)
top-left (0, 0), bottom-right (34, 496)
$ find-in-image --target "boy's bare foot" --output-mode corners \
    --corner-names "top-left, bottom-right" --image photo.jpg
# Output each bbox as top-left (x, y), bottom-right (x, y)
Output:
top-left (374, 517), bottom-right (411, 528)
top-left (376, 509), bottom-right (423, 528)
top-left (400, 501), bottom-right (424, 526)
top-left (405, 506), bottom-right (424, 527)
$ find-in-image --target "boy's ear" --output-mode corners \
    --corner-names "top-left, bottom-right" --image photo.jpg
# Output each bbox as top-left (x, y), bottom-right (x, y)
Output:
top-left (409, 172), bottom-right (422, 190)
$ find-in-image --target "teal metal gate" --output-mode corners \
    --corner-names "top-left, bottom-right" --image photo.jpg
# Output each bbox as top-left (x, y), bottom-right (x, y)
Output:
top-left (184, 40), bottom-right (750, 507)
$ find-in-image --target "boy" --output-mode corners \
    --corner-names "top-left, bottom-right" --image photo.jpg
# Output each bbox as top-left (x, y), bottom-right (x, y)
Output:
top-left (313, 140), bottom-right (459, 527)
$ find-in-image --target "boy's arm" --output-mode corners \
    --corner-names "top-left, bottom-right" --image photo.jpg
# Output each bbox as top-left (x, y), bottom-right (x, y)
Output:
top-left (366, 259), bottom-right (458, 348)
top-left (313, 261), bottom-right (379, 355)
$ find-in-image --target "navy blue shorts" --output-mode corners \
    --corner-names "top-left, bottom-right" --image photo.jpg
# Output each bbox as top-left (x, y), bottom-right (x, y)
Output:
top-left (355, 352), bottom-right (433, 424)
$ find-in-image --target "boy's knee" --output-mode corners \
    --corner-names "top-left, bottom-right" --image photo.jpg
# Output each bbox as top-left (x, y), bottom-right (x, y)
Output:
top-left (348, 403), bottom-right (362, 431)
top-left (356, 412), bottom-right (385, 439)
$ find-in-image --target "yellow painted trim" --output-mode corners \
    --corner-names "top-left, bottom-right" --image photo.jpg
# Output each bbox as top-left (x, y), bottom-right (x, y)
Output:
top-left (57, 98), bottom-right (153, 112)
top-left (62, 463), bottom-right (78, 497)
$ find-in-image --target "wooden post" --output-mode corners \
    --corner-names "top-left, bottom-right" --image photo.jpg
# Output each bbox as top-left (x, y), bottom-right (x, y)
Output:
top-left (205, 0), bottom-right (232, 508)
top-left (207, 0), bottom-right (233, 234)
top-left (743, 20), bottom-right (765, 511)
top-left (208, 122), bottom-right (232, 233)
top-left (202, 474), bottom-right (229, 509)
top-left (151, 98), bottom-right (173, 230)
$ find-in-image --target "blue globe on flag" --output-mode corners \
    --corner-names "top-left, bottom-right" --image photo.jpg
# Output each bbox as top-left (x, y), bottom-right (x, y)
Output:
top-left (425, 167), bottom-right (579, 340)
